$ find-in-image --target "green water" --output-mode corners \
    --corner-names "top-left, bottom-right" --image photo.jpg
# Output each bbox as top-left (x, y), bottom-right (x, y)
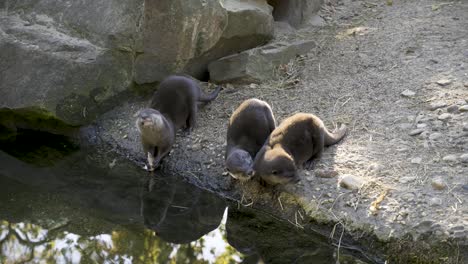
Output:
top-left (0, 130), bottom-right (370, 264)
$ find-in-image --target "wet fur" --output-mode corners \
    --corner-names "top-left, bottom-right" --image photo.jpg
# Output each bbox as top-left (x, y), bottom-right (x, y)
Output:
top-left (253, 113), bottom-right (347, 185)
top-left (137, 75), bottom-right (221, 170)
top-left (225, 99), bottom-right (276, 181)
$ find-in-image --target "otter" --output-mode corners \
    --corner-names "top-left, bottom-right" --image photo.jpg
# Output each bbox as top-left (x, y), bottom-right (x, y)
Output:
top-left (225, 99), bottom-right (276, 181)
top-left (136, 75), bottom-right (221, 171)
top-left (253, 113), bottom-right (347, 185)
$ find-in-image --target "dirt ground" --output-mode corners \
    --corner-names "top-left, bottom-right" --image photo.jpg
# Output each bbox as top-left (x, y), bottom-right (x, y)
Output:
top-left (96, 0), bottom-right (467, 262)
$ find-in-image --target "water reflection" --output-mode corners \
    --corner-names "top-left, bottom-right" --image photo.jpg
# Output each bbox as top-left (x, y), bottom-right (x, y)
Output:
top-left (0, 130), bottom-right (371, 263)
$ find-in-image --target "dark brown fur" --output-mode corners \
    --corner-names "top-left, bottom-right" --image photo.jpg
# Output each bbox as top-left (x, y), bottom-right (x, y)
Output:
top-left (150, 75), bottom-right (221, 130)
top-left (137, 75), bottom-right (221, 170)
top-left (225, 99), bottom-right (276, 181)
top-left (253, 113), bottom-right (347, 185)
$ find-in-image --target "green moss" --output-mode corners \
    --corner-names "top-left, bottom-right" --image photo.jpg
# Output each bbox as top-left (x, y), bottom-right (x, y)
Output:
top-left (0, 107), bottom-right (77, 137)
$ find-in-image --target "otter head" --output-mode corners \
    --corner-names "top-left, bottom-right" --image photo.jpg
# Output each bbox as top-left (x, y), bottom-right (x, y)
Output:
top-left (225, 149), bottom-right (254, 181)
top-left (253, 146), bottom-right (298, 185)
top-left (135, 108), bottom-right (164, 133)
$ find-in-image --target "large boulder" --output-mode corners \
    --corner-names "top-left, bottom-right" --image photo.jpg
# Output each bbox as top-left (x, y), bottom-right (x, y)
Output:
top-left (0, 12), bottom-right (134, 126)
top-left (208, 39), bottom-right (316, 83)
top-left (0, 0), bottom-right (142, 127)
top-left (0, 0), bottom-right (278, 130)
top-left (267, 0), bottom-right (324, 28)
top-left (136, 0), bottom-right (274, 84)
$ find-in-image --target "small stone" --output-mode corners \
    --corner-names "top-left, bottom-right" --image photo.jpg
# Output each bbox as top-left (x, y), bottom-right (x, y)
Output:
top-left (438, 113), bottom-right (452, 120)
top-left (431, 178), bottom-right (446, 190)
top-left (459, 153), bottom-right (468, 163)
top-left (429, 101), bottom-right (447, 110)
top-left (400, 192), bottom-right (415, 201)
top-left (447, 105), bottom-right (459, 113)
top-left (315, 187), bottom-right (321, 191)
top-left (459, 105), bottom-right (468, 112)
top-left (401, 89), bottom-right (416, 97)
top-left (409, 129), bottom-right (424, 136)
top-left (411, 157), bottom-right (422, 164)
top-left (429, 133), bottom-right (443, 141)
top-left (325, 193), bottom-right (333, 198)
top-left (463, 124), bottom-right (468, 132)
top-left (123, 134), bottom-right (128, 139)
top-left (249, 83), bottom-right (258, 89)
top-left (399, 176), bottom-right (415, 184)
top-left (436, 78), bottom-right (452, 86)
top-left (306, 176), bottom-right (314, 182)
top-left (464, 82), bottom-right (468, 88)
top-left (339, 174), bottom-right (365, 190)
top-left (421, 212), bottom-right (427, 217)
top-left (450, 225), bottom-right (465, 232)
top-left (442, 154), bottom-right (458, 162)
top-left (190, 143), bottom-right (202, 151)
top-left (429, 197), bottom-right (442, 206)
top-left (416, 123), bottom-right (427, 129)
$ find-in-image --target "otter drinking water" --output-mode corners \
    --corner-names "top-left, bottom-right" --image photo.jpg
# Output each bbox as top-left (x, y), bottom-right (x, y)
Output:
top-left (253, 113), bottom-right (347, 185)
top-left (136, 75), bottom-right (221, 171)
top-left (225, 99), bottom-right (276, 181)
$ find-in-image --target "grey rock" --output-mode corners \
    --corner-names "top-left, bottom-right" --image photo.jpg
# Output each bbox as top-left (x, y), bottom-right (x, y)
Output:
top-left (269, 0), bottom-right (323, 28)
top-left (409, 129), bottom-right (424, 136)
top-left (459, 153), bottom-right (468, 163)
top-left (339, 174), bottom-right (365, 190)
top-left (136, 0), bottom-right (275, 84)
top-left (442, 154), bottom-right (458, 162)
top-left (429, 101), bottom-right (447, 110)
top-left (429, 133), bottom-right (443, 141)
top-left (429, 197), bottom-right (442, 206)
top-left (436, 78), bottom-right (452, 86)
top-left (459, 105), bottom-right (468, 112)
top-left (438, 113), bottom-right (452, 120)
top-left (209, 40), bottom-right (316, 83)
top-left (0, 13), bottom-right (133, 126)
top-left (411, 157), bottom-right (422, 164)
top-left (416, 123), bottom-right (427, 129)
top-left (401, 90), bottom-right (416, 97)
top-left (447, 105), bottom-right (459, 113)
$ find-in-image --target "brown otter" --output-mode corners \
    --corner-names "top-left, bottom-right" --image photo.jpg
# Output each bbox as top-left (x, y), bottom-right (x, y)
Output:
top-left (136, 75), bottom-right (221, 171)
top-left (253, 113), bottom-right (347, 185)
top-left (225, 98), bottom-right (276, 181)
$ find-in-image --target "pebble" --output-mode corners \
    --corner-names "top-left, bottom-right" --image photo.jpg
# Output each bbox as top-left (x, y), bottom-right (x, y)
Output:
top-left (429, 197), bottom-right (442, 206)
top-left (401, 90), bottom-right (416, 97)
top-left (447, 105), bottom-right (459, 113)
top-left (442, 154), bottom-right (458, 162)
top-left (400, 192), bottom-right (415, 201)
top-left (249, 83), bottom-right (258, 89)
top-left (409, 129), bottom-right (424, 136)
top-left (411, 157), bottom-right (422, 164)
top-left (339, 174), bottom-right (365, 190)
top-left (438, 113), bottom-right (452, 120)
top-left (429, 133), bottom-right (443, 141)
top-left (436, 78), bottom-right (452, 86)
top-left (464, 82), bottom-right (468, 88)
top-left (431, 178), bottom-right (446, 190)
top-left (459, 153), bottom-right (468, 163)
top-left (459, 105), bottom-right (468, 112)
top-left (416, 123), bottom-right (427, 129)
top-left (463, 124), bottom-right (468, 132)
top-left (190, 143), bottom-right (202, 151)
top-left (306, 176), bottom-right (314, 182)
top-left (429, 101), bottom-right (447, 110)
top-left (399, 176), bottom-right (416, 184)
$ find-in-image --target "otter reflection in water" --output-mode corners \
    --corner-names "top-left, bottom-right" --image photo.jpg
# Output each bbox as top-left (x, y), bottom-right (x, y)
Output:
top-left (141, 176), bottom-right (226, 244)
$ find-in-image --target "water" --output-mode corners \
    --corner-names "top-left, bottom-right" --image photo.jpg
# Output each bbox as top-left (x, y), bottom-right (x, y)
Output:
top-left (0, 130), bottom-right (368, 264)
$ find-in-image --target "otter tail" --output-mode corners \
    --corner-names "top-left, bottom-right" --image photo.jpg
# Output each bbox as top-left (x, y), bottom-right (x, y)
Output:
top-left (324, 124), bottom-right (348, 146)
top-left (198, 85), bottom-right (222, 103)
